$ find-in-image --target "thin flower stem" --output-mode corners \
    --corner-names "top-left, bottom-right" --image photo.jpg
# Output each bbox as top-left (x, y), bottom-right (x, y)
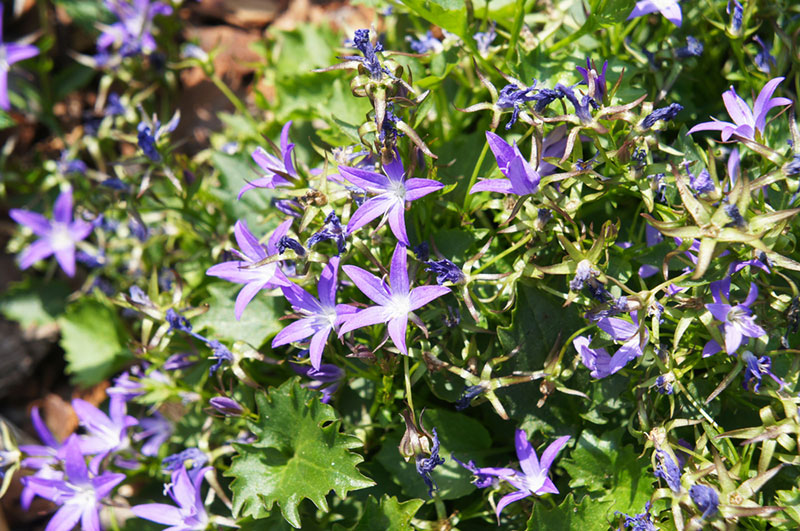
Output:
top-left (210, 73), bottom-right (250, 118)
top-left (404, 354), bottom-right (415, 416)
top-left (472, 233), bottom-right (533, 274)
top-left (463, 134), bottom-right (493, 212)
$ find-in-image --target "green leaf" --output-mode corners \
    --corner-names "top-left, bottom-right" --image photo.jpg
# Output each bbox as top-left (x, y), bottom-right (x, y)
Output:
top-left (559, 430), bottom-right (651, 514)
top-left (193, 284), bottom-right (285, 347)
top-left (333, 495), bottom-right (424, 531)
top-left (58, 299), bottom-right (132, 386)
top-left (497, 283), bottom-right (584, 420)
top-left (375, 408), bottom-right (491, 500)
top-left (398, 0), bottom-right (469, 39)
top-left (226, 379), bottom-right (374, 528)
top-left (0, 279), bottom-right (70, 328)
top-left (589, 0), bottom-right (637, 25)
top-left (526, 493), bottom-right (614, 531)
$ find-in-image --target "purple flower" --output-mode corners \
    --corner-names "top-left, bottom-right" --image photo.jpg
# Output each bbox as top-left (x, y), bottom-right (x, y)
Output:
top-left (641, 103), bottom-right (683, 129)
top-left (206, 219), bottom-right (293, 320)
top-left (486, 430), bottom-right (570, 520)
top-left (675, 36), bottom-right (704, 58)
top-left (209, 397), bottom-right (244, 417)
top-left (272, 257), bottom-right (357, 368)
top-left (687, 77), bottom-right (792, 142)
top-left (727, 0), bottom-right (743, 32)
top-left (137, 113), bottom-right (179, 162)
top-left (703, 278), bottom-right (766, 356)
top-left (455, 384), bottom-right (485, 410)
top-left (344, 29), bottom-right (386, 80)
top-left (753, 36), bottom-right (776, 74)
top-left (451, 456), bottom-right (508, 489)
top-left (134, 412), bottom-right (173, 457)
top-left (291, 361), bottom-right (346, 403)
top-left (685, 162), bottom-right (715, 194)
top-left (573, 335), bottom-right (636, 378)
top-left (416, 428), bottom-right (445, 496)
top-left (576, 58), bottom-right (608, 101)
top-left (23, 435), bottom-right (125, 531)
top-left (0, 6), bottom-right (40, 110)
top-left (473, 22), bottom-right (496, 54)
top-left (598, 312), bottom-right (649, 359)
top-left (308, 211), bottom-right (347, 255)
top-left (339, 153), bottom-right (443, 245)
top-left (73, 396), bottom-right (138, 473)
top-left (654, 449), bottom-right (682, 492)
top-left (689, 484), bottom-right (719, 519)
top-left (339, 243), bottom-right (450, 355)
top-left (406, 31), bottom-right (442, 54)
top-left (19, 407), bottom-right (66, 510)
top-left (470, 131), bottom-right (541, 196)
top-left (424, 258), bottom-right (464, 285)
top-left (9, 188), bottom-right (93, 277)
top-left (97, 0), bottom-right (173, 57)
top-left (131, 465), bottom-right (211, 531)
top-left (238, 121), bottom-right (298, 199)
top-left (618, 502), bottom-right (657, 531)
top-left (742, 351), bottom-right (784, 392)
top-left (162, 448), bottom-right (208, 473)
top-left (628, 0), bottom-right (682, 27)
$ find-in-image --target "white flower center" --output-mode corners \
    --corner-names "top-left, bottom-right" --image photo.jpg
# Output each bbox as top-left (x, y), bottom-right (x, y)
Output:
top-left (388, 294), bottom-right (411, 319)
top-left (388, 180), bottom-right (406, 202)
top-left (49, 223), bottom-right (74, 251)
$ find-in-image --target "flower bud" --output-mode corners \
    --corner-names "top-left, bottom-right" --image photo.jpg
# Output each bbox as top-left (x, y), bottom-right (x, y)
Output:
top-left (209, 396), bottom-right (244, 417)
top-left (398, 409), bottom-right (433, 462)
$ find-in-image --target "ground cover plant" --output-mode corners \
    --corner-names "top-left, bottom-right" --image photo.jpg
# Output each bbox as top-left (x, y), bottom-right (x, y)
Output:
top-left (2, 0), bottom-right (800, 529)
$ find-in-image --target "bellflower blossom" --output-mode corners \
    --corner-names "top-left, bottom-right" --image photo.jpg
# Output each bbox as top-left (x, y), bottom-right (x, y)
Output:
top-left (97, 0), bottom-right (173, 57)
top-left (727, 0), bottom-right (743, 33)
top-left (689, 485), bottom-right (719, 519)
top-left (753, 36), bottom-right (776, 74)
top-left (238, 121), bottom-right (298, 198)
top-left (627, 0), bottom-right (682, 27)
top-left (675, 36), bottom-right (704, 58)
top-left (576, 58), bottom-right (608, 101)
top-left (23, 436), bottom-right (125, 531)
top-left (0, 6), bottom-right (40, 111)
top-left (134, 412), bottom-right (173, 457)
top-left (341, 29), bottom-right (387, 80)
top-left (406, 31), bottom-right (442, 54)
top-left (470, 131), bottom-right (541, 196)
top-left (206, 219), bottom-right (293, 320)
top-left (741, 351), bottom-right (784, 392)
top-left (474, 23), bottom-right (497, 54)
top-left (573, 335), bottom-right (634, 379)
top-left (9, 188), bottom-right (93, 277)
top-left (291, 361), bottom-right (346, 403)
top-left (339, 153), bottom-right (444, 245)
top-left (687, 77), bottom-right (792, 142)
top-left (272, 257), bottom-right (357, 368)
top-left (654, 449), bottom-right (682, 492)
top-left (137, 112), bottom-right (180, 162)
top-left (703, 277), bottom-right (766, 356)
top-left (416, 429), bottom-right (445, 496)
top-left (618, 502), bottom-right (657, 531)
top-left (339, 243), bottom-right (450, 355)
top-left (308, 211), bottom-right (347, 255)
top-left (424, 258), bottom-right (464, 285)
top-left (19, 407), bottom-right (66, 510)
top-left (74, 396), bottom-right (138, 473)
top-left (132, 465), bottom-right (212, 531)
top-left (481, 430), bottom-right (570, 520)
top-left (641, 103), bottom-right (683, 129)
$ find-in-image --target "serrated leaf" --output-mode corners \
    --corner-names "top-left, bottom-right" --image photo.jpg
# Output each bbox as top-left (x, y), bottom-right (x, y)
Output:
top-left (527, 493), bottom-right (614, 530)
top-left (193, 283), bottom-right (285, 347)
top-left (333, 495), bottom-right (424, 531)
top-left (57, 299), bottom-right (132, 386)
top-left (226, 379), bottom-right (374, 528)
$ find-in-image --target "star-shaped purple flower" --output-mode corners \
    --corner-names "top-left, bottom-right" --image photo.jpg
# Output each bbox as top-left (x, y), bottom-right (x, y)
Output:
top-left (9, 188), bottom-right (93, 277)
top-left (23, 435), bottom-right (125, 531)
top-left (339, 243), bottom-right (450, 355)
top-left (339, 154), bottom-right (443, 245)
top-left (627, 0), bottom-right (682, 27)
top-left (206, 219), bottom-right (293, 320)
top-left (291, 361), bottom-right (346, 403)
top-left (73, 396), bottom-right (138, 473)
top-left (97, 0), bottom-right (172, 57)
top-left (0, 6), bottom-right (39, 110)
top-left (131, 465), bottom-right (212, 531)
top-left (687, 77), bottom-right (792, 142)
top-left (272, 257), bottom-right (357, 368)
top-left (470, 131), bottom-right (541, 196)
top-left (464, 430), bottom-right (570, 520)
top-left (238, 121), bottom-right (298, 199)
top-left (703, 277), bottom-right (766, 356)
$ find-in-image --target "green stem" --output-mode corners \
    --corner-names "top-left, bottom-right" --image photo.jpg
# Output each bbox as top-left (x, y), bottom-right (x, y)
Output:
top-left (404, 355), bottom-right (415, 415)
top-left (463, 135), bottom-right (492, 212)
top-left (210, 73), bottom-right (250, 118)
top-left (473, 233), bottom-right (533, 274)
top-left (505, 0), bottom-right (526, 62)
